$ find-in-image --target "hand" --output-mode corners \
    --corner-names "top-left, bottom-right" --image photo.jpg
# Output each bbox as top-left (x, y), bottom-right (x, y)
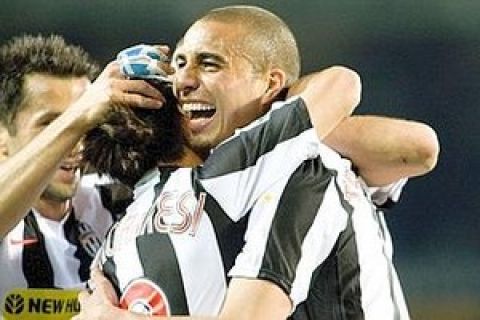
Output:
top-left (72, 268), bottom-right (121, 320)
top-left (70, 60), bottom-right (166, 131)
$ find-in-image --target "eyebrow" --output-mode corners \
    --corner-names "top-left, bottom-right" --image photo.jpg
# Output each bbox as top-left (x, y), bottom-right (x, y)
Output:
top-left (31, 110), bottom-right (62, 124)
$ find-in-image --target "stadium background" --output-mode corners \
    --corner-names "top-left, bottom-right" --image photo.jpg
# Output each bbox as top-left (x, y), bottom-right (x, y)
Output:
top-left (1, 1), bottom-right (478, 319)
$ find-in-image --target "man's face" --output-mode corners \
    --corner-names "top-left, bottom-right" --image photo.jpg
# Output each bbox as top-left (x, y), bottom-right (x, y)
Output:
top-left (6, 73), bottom-right (89, 201)
top-left (173, 20), bottom-right (270, 154)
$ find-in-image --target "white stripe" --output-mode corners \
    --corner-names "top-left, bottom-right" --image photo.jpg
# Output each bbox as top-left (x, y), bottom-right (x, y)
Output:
top-left (155, 168), bottom-right (227, 315)
top-left (0, 221), bottom-right (28, 301)
top-left (169, 214), bottom-right (226, 315)
top-left (350, 186), bottom-right (402, 319)
top-left (202, 129), bottom-right (320, 221)
top-left (227, 177), bottom-right (287, 278)
top-left (112, 173), bottom-right (160, 290)
top-left (290, 180), bottom-right (348, 309)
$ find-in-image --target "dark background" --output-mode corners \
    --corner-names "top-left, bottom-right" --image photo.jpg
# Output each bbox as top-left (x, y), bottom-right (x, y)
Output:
top-left (1, 1), bottom-right (478, 319)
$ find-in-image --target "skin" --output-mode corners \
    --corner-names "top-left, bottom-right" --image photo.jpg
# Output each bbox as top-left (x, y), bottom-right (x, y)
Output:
top-left (73, 8), bottom-right (438, 320)
top-left (73, 20), bottom-right (361, 320)
top-left (0, 62), bottom-right (165, 239)
top-left (0, 126), bottom-right (8, 162)
top-left (174, 20), bottom-right (439, 186)
top-left (173, 21), bottom-right (280, 157)
top-left (4, 74), bottom-right (88, 220)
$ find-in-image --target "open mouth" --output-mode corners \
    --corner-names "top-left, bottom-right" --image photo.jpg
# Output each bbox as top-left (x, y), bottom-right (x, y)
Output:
top-left (182, 103), bottom-right (216, 120)
top-left (59, 157), bottom-right (82, 172)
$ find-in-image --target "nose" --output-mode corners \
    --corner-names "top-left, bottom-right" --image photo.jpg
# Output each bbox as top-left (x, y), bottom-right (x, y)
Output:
top-left (174, 65), bottom-right (200, 98)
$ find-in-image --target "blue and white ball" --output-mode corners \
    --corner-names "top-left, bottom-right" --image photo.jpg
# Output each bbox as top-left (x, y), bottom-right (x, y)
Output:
top-left (117, 44), bottom-right (170, 82)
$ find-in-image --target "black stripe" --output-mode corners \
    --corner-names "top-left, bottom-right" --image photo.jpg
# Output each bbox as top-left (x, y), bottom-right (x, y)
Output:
top-left (95, 182), bottom-right (133, 221)
top-left (191, 170), bottom-right (248, 281)
top-left (200, 98), bottom-right (312, 179)
top-left (289, 240), bottom-right (343, 320)
top-left (333, 181), bottom-right (365, 319)
top-left (102, 225), bottom-right (121, 297)
top-left (22, 211), bottom-right (54, 287)
top-left (289, 171), bottom-right (365, 320)
top-left (63, 208), bottom-right (92, 282)
top-left (102, 168), bottom-right (177, 299)
top-left (136, 167), bottom-right (189, 314)
top-left (136, 233), bottom-right (189, 315)
top-left (259, 157), bottom-right (334, 295)
top-left (376, 198), bottom-right (396, 210)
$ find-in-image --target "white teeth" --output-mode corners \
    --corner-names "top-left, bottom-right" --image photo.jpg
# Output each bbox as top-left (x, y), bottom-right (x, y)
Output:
top-left (182, 103), bottom-right (216, 112)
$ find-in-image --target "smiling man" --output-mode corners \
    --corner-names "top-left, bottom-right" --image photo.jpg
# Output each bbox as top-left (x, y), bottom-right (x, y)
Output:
top-left (74, 5), bottom-right (438, 320)
top-left (0, 35), bottom-right (111, 303)
top-left (0, 34), bottom-right (163, 313)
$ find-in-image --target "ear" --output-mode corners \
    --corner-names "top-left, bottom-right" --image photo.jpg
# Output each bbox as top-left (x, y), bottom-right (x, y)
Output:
top-left (260, 68), bottom-right (287, 107)
top-left (0, 126), bottom-right (9, 161)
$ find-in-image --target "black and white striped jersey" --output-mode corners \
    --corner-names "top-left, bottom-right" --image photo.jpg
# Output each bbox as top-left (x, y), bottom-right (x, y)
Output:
top-left (0, 175), bottom-right (119, 302)
top-left (95, 97), bottom-right (328, 315)
top-left (284, 164), bottom-right (410, 320)
top-left (95, 96), bottom-right (410, 319)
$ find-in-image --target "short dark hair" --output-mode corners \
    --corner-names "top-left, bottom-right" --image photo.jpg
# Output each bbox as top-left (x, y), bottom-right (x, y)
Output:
top-left (199, 5), bottom-right (300, 86)
top-left (83, 85), bottom-right (186, 187)
top-left (0, 34), bottom-right (99, 129)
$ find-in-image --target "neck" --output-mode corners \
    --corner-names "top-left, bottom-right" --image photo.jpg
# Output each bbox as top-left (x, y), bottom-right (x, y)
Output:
top-left (157, 146), bottom-right (204, 168)
top-left (33, 198), bottom-right (71, 222)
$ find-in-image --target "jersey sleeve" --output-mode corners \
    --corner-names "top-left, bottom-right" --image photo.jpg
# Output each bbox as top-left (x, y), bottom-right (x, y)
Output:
top-left (361, 177), bottom-right (408, 209)
top-left (228, 155), bottom-right (350, 313)
top-left (198, 97), bottom-right (322, 220)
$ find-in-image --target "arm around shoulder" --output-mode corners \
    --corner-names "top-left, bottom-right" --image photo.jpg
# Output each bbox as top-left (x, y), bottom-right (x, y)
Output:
top-left (324, 115), bottom-right (440, 186)
top-left (288, 66), bottom-right (362, 140)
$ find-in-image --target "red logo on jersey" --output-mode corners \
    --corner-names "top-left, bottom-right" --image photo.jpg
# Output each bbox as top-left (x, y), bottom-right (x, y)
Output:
top-left (120, 278), bottom-right (170, 316)
top-left (151, 191), bottom-right (206, 236)
top-left (9, 237), bottom-right (39, 246)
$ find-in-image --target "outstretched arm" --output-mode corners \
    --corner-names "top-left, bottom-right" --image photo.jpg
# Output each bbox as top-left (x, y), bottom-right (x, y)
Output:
top-left (286, 66), bottom-right (438, 187)
top-left (0, 62), bottom-right (165, 239)
top-left (74, 270), bottom-right (291, 320)
top-left (323, 115), bottom-right (439, 186)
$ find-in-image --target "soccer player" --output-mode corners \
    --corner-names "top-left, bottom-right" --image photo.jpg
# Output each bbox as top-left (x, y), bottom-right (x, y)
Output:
top-left (75, 5), bottom-right (438, 320)
top-left (75, 62), bottom-right (360, 320)
top-left (171, 7), bottom-right (438, 319)
top-left (0, 34), bottom-right (163, 313)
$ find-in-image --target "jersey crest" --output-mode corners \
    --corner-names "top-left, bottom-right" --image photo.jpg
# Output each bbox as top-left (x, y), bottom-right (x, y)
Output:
top-left (119, 278), bottom-right (170, 316)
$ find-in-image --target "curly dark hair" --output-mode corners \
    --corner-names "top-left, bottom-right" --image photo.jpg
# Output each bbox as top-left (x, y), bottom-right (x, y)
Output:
top-left (0, 34), bottom-right (99, 130)
top-left (83, 82), bottom-right (186, 187)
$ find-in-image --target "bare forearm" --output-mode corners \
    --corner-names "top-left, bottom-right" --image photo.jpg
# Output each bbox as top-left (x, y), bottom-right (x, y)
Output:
top-left (0, 62), bottom-right (164, 239)
top-left (0, 107), bottom-right (89, 238)
top-left (288, 66), bottom-right (361, 140)
top-left (75, 274), bottom-right (289, 320)
top-left (324, 115), bottom-right (440, 186)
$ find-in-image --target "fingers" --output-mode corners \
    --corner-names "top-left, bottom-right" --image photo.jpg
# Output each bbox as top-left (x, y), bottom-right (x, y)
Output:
top-left (152, 45), bottom-right (175, 75)
top-left (78, 289), bottom-right (90, 305)
top-left (154, 44), bottom-right (170, 56)
top-left (115, 79), bottom-right (166, 103)
top-left (114, 85), bottom-right (165, 110)
top-left (97, 61), bottom-right (124, 81)
top-left (90, 268), bottom-right (119, 305)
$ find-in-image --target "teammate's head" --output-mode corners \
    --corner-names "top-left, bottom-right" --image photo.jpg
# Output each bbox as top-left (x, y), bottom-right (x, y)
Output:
top-left (173, 5), bottom-right (300, 158)
top-left (83, 84), bottom-right (186, 187)
top-left (0, 34), bottom-right (98, 201)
